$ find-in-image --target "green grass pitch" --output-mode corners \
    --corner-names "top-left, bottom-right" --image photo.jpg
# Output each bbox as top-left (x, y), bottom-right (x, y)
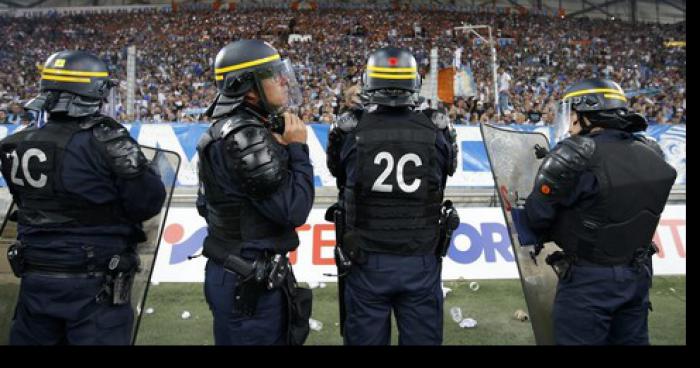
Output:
top-left (135, 276), bottom-right (685, 345)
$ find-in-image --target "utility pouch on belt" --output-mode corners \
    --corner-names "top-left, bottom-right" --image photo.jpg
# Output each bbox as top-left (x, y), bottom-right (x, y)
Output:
top-left (342, 231), bottom-right (367, 265)
top-left (436, 200), bottom-right (460, 258)
top-left (98, 251), bottom-right (141, 306)
top-left (7, 241), bottom-right (26, 278)
top-left (234, 273), bottom-right (267, 317)
top-left (325, 203), bottom-right (352, 272)
top-left (283, 270), bottom-right (312, 346)
top-left (234, 253), bottom-right (291, 317)
top-left (545, 251), bottom-right (574, 281)
top-left (631, 242), bottom-right (657, 286)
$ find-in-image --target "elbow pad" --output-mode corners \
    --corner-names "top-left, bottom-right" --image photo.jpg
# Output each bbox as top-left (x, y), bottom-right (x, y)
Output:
top-left (427, 109), bottom-right (458, 176)
top-left (327, 110), bottom-right (359, 180)
top-left (223, 118), bottom-right (289, 199)
top-left (91, 117), bottom-right (147, 178)
top-left (534, 135), bottom-right (595, 200)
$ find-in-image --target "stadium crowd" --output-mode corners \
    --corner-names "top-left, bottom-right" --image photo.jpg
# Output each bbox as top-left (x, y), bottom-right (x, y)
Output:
top-left (0, 4), bottom-right (686, 125)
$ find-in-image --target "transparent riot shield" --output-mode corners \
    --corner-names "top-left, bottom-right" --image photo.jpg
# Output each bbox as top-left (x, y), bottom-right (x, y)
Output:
top-left (0, 192), bottom-right (18, 345)
top-left (480, 123), bottom-right (561, 345)
top-left (130, 146), bottom-right (180, 344)
top-left (0, 147), bottom-right (180, 345)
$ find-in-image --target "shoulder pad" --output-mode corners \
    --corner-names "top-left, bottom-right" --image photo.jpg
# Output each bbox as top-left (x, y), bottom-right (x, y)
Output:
top-left (80, 115), bottom-right (120, 132)
top-left (196, 116), bottom-right (259, 154)
top-left (89, 116), bottom-right (147, 178)
top-left (423, 109), bottom-right (457, 175)
top-left (196, 127), bottom-right (215, 154)
top-left (223, 115), bottom-right (288, 199)
top-left (327, 123), bottom-right (348, 181)
top-left (561, 135), bottom-right (596, 160)
top-left (430, 110), bottom-right (451, 130)
top-left (218, 114), bottom-right (263, 140)
top-left (534, 135), bottom-right (595, 199)
top-left (333, 110), bottom-right (361, 133)
top-left (633, 134), bottom-right (664, 158)
top-left (198, 116), bottom-right (257, 155)
top-left (89, 116), bottom-right (129, 141)
top-left (444, 122), bottom-right (458, 176)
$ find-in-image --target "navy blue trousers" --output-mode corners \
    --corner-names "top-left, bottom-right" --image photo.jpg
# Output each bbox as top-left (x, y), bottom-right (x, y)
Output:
top-left (10, 273), bottom-right (133, 345)
top-left (204, 259), bottom-right (287, 345)
top-left (343, 252), bottom-right (443, 345)
top-left (553, 263), bottom-right (652, 345)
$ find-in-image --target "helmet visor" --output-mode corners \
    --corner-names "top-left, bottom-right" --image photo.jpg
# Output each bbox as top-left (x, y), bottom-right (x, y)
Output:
top-left (552, 99), bottom-right (572, 143)
top-left (256, 58), bottom-right (302, 113)
top-left (100, 82), bottom-right (118, 118)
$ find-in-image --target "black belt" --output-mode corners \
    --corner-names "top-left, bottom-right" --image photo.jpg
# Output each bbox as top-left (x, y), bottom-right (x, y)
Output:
top-left (203, 235), bottom-right (281, 265)
top-left (23, 269), bottom-right (106, 278)
top-left (24, 262), bottom-right (107, 275)
top-left (574, 257), bottom-right (636, 268)
top-left (574, 258), bottom-right (614, 267)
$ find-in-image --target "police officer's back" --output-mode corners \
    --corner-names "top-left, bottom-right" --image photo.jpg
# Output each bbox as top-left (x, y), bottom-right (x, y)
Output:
top-left (0, 51), bottom-right (166, 345)
top-left (326, 47), bottom-right (459, 345)
top-left (525, 78), bottom-right (677, 345)
top-left (197, 40), bottom-right (314, 346)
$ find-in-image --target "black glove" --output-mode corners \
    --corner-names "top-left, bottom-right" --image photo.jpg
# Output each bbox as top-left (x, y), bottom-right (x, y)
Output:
top-left (534, 144), bottom-right (549, 159)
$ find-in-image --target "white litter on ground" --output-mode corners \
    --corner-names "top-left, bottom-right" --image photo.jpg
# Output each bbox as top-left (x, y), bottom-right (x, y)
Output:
top-left (459, 318), bottom-right (477, 328)
top-left (442, 283), bottom-right (452, 298)
top-left (513, 309), bottom-right (529, 322)
top-left (309, 318), bottom-right (323, 331)
top-left (450, 307), bottom-right (463, 323)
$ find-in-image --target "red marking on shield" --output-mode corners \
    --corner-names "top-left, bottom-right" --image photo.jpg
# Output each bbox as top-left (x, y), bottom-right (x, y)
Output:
top-left (500, 185), bottom-right (512, 212)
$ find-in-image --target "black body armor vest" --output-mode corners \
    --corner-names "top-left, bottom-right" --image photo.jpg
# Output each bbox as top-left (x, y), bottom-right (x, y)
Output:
top-left (0, 119), bottom-right (127, 227)
top-left (550, 132), bottom-right (677, 265)
top-left (344, 108), bottom-right (443, 255)
top-left (197, 112), bottom-right (297, 258)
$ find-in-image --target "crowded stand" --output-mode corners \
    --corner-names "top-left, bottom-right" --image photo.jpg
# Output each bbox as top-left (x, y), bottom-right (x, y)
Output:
top-left (0, 4), bottom-right (686, 126)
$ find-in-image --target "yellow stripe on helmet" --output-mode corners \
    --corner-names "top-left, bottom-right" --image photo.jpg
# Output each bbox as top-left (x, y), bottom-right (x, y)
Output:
top-left (42, 68), bottom-right (109, 77)
top-left (563, 88), bottom-right (626, 100)
top-left (215, 54), bottom-right (281, 75)
top-left (604, 94), bottom-right (628, 102)
top-left (41, 74), bottom-right (91, 83)
top-left (368, 72), bottom-right (417, 80)
top-left (367, 65), bottom-right (417, 73)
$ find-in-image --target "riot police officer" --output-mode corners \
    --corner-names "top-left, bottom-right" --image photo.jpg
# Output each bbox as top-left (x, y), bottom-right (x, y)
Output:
top-left (524, 78), bottom-right (677, 345)
top-left (0, 50), bottom-right (166, 345)
top-left (197, 40), bottom-right (314, 346)
top-left (326, 47), bottom-right (459, 345)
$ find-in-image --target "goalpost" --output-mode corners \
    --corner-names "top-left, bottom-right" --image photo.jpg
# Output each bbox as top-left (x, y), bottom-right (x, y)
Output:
top-left (453, 24), bottom-right (499, 120)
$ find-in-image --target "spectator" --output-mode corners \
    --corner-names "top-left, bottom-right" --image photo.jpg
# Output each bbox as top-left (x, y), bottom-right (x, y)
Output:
top-left (502, 109), bottom-right (515, 124)
top-left (450, 98), bottom-right (469, 125)
top-left (320, 111), bottom-right (334, 124)
top-left (497, 66), bottom-right (512, 115)
top-left (0, 109), bottom-right (9, 124)
top-left (6, 103), bottom-right (24, 125)
top-left (0, 5), bottom-right (685, 124)
top-left (526, 109), bottom-right (544, 125)
top-left (513, 111), bottom-right (527, 124)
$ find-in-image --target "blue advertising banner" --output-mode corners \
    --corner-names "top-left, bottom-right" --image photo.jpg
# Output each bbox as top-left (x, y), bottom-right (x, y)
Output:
top-left (0, 123), bottom-right (686, 187)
